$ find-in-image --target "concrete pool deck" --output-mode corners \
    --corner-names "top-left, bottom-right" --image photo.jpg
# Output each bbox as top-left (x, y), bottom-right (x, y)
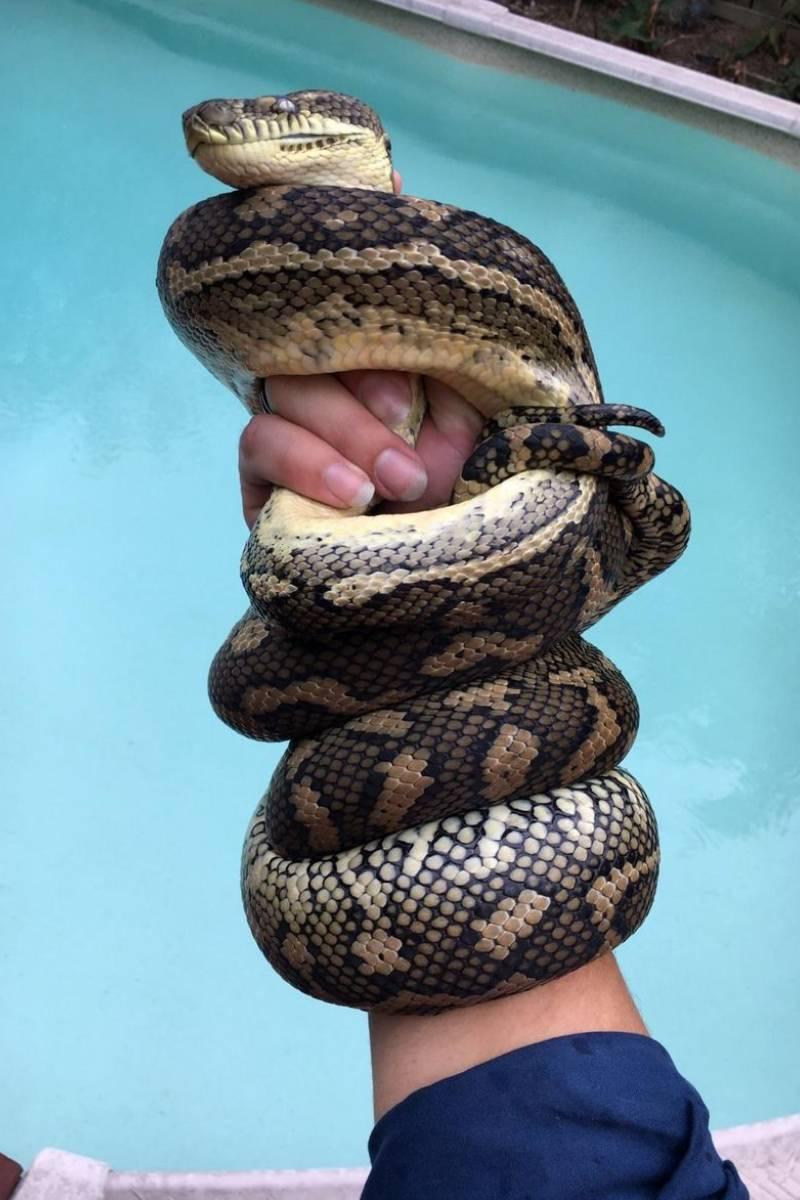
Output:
top-left (7, 1115), bottom-right (800, 1198)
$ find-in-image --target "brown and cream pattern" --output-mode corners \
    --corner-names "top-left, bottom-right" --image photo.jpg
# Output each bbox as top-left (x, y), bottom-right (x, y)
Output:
top-left (158, 90), bottom-right (690, 1012)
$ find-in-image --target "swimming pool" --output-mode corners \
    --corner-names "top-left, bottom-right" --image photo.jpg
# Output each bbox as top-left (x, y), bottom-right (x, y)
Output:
top-left (2, 0), bottom-right (798, 1173)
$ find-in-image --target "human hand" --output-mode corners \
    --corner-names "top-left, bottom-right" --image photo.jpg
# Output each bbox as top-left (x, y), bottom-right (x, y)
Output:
top-left (238, 371), bottom-right (484, 527)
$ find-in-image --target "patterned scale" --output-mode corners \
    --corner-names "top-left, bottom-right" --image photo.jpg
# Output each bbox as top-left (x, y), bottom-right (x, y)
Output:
top-left (158, 89), bottom-right (691, 1012)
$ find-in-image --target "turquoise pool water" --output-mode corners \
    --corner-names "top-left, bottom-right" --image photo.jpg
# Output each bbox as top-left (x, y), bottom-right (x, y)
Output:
top-left (2, 0), bottom-right (799, 1172)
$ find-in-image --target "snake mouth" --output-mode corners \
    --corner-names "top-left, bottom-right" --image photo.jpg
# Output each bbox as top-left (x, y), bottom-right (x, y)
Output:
top-left (185, 120), bottom-right (375, 188)
top-left (184, 118), bottom-right (365, 158)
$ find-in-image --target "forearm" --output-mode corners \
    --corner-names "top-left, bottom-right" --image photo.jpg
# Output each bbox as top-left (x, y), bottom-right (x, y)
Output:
top-left (369, 951), bottom-right (646, 1119)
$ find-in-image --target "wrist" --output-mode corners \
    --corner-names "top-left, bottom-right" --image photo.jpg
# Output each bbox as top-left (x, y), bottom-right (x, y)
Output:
top-left (368, 952), bottom-right (646, 1119)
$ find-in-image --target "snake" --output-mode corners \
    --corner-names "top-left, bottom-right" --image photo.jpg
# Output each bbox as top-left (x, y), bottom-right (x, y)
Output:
top-left (157, 90), bottom-right (690, 1014)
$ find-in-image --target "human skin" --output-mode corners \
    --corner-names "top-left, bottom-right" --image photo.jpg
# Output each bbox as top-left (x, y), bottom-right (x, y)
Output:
top-left (237, 168), bottom-right (647, 1121)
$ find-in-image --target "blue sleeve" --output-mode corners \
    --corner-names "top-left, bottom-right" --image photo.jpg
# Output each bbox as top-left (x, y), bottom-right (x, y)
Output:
top-left (363, 1032), bottom-right (747, 1199)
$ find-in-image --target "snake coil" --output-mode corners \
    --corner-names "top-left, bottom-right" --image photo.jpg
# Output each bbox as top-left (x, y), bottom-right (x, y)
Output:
top-left (158, 90), bottom-right (690, 1013)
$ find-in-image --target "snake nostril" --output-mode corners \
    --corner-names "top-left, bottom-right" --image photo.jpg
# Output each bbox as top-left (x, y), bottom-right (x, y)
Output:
top-left (197, 100), bottom-right (238, 127)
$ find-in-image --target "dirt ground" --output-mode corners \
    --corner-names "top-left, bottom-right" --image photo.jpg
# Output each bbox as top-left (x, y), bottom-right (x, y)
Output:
top-left (492, 0), bottom-right (800, 99)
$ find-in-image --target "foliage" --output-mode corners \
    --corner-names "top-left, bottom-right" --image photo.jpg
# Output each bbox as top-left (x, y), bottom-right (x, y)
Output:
top-left (495, 0), bottom-right (800, 98)
top-left (603, 0), bottom-right (662, 48)
top-left (600, 0), bottom-right (710, 50)
top-left (727, 0), bottom-right (800, 101)
top-left (596, 0), bottom-right (800, 94)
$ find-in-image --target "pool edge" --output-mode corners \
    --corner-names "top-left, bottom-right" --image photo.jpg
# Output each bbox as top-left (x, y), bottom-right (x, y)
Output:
top-left (11, 1117), bottom-right (800, 1198)
top-left (365, 0), bottom-right (800, 142)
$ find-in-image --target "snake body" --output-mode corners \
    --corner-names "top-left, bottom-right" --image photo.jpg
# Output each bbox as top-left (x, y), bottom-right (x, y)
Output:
top-left (158, 91), bottom-right (690, 1012)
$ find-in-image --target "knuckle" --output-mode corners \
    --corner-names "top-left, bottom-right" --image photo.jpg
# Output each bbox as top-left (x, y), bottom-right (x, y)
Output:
top-left (239, 414), bottom-right (270, 462)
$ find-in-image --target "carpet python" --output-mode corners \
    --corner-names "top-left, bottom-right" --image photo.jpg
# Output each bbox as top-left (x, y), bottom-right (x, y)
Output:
top-left (157, 90), bottom-right (690, 1013)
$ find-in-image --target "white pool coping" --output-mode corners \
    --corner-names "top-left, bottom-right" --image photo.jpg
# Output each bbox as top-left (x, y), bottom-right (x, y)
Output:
top-left (366, 0), bottom-right (800, 139)
top-left (10, 1115), bottom-right (800, 1198)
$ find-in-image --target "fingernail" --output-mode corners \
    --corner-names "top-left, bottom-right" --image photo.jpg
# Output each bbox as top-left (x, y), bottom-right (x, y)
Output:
top-left (323, 462), bottom-right (375, 508)
top-left (374, 448), bottom-right (428, 501)
top-left (360, 377), bottom-right (411, 427)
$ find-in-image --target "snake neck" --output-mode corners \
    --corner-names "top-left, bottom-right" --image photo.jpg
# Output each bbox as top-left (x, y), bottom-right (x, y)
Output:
top-left (255, 164), bottom-right (394, 192)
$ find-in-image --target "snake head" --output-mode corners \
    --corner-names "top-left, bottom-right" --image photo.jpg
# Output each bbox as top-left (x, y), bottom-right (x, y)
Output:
top-left (182, 90), bottom-right (394, 192)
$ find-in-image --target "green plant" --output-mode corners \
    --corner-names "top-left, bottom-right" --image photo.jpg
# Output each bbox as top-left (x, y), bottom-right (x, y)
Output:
top-left (604, 0), bottom-right (664, 48)
top-left (777, 55), bottom-right (800, 97)
top-left (732, 0), bottom-right (800, 61)
top-left (598, 0), bottom-right (703, 48)
top-left (725, 0), bottom-right (800, 97)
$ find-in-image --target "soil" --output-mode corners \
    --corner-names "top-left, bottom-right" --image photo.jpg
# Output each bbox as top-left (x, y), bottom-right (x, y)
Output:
top-left (491, 0), bottom-right (799, 100)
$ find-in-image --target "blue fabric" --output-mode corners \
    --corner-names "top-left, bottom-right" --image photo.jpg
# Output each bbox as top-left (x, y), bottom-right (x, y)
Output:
top-left (364, 1032), bottom-right (747, 1199)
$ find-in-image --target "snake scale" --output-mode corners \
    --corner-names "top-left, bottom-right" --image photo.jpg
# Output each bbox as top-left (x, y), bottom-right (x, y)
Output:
top-left (157, 91), bottom-right (690, 1013)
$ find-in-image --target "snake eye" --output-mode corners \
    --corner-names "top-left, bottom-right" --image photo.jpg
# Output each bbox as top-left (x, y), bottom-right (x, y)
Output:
top-left (276, 97), bottom-right (297, 113)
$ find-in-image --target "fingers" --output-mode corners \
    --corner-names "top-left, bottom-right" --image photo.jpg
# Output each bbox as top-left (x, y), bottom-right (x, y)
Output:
top-left (344, 372), bottom-right (482, 510)
top-left (273, 372), bottom-right (429, 498)
top-left (240, 372), bottom-right (428, 527)
top-left (239, 371), bottom-right (485, 528)
top-left (384, 378), bottom-right (485, 512)
top-left (270, 373), bottom-right (427, 499)
top-left (239, 412), bottom-right (374, 527)
top-left (339, 370), bottom-right (418, 432)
